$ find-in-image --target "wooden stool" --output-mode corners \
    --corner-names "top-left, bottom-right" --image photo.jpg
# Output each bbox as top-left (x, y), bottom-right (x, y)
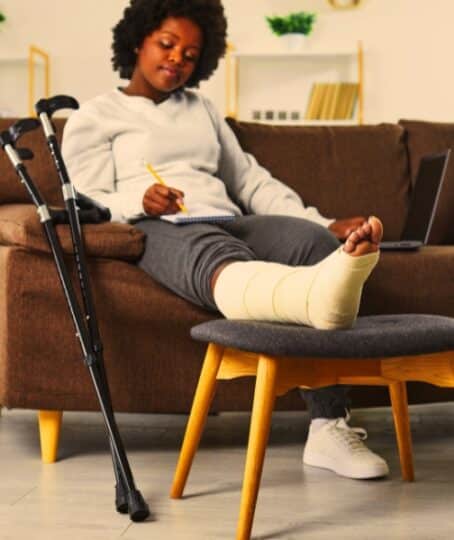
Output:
top-left (170, 314), bottom-right (454, 540)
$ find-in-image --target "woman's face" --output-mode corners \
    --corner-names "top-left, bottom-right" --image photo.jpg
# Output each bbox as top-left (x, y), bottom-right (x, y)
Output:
top-left (131, 16), bottom-right (203, 102)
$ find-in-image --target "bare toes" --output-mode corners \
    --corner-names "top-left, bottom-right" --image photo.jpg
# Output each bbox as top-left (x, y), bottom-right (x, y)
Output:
top-left (349, 231), bottom-right (360, 244)
top-left (361, 222), bottom-right (372, 236)
top-left (344, 239), bottom-right (355, 252)
top-left (368, 216), bottom-right (384, 244)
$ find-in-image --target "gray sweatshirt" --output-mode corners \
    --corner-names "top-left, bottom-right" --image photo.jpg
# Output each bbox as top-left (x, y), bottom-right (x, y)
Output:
top-left (62, 88), bottom-right (333, 227)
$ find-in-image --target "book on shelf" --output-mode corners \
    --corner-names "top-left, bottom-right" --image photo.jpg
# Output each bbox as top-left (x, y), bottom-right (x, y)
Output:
top-left (319, 84), bottom-right (336, 120)
top-left (345, 83), bottom-right (359, 119)
top-left (305, 83), bottom-right (327, 120)
top-left (304, 84), bottom-right (318, 120)
top-left (305, 82), bottom-right (359, 121)
top-left (333, 84), bottom-right (348, 119)
top-left (323, 83), bottom-right (344, 120)
top-left (333, 83), bottom-right (359, 119)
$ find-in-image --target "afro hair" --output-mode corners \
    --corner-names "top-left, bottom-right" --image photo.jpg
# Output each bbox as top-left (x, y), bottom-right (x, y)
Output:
top-left (112, 0), bottom-right (227, 87)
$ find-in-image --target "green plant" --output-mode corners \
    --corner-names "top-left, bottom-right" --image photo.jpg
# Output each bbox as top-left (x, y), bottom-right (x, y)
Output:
top-left (0, 11), bottom-right (6, 24)
top-left (266, 11), bottom-right (316, 36)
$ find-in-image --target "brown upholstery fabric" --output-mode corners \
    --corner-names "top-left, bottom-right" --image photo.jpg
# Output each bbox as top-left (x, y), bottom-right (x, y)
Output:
top-left (0, 248), bottom-right (7, 401)
top-left (0, 246), bottom-right (213, 412)
top-left (2, 242), bottom-right (454, 413)
top-left (361, 246), bottom-right (454, 316)
top-left (0, 204), bottom-right (145, 260)
top-left (0, 118), bottom-right (66, 206)
top-left (399, 119), bottom-right (454, 244)
top-left (227, 118), bottom-right (411, 241)
top-left (2, 117), bottom-right (454, 414)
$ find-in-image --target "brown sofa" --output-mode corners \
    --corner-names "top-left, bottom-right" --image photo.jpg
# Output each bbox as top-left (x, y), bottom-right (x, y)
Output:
top-left (1, 117), bottom-right (454, 419)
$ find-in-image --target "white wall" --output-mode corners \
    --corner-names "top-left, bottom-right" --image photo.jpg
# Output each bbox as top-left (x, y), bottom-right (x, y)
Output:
top-left (1, 0), bottom-right (453, 122)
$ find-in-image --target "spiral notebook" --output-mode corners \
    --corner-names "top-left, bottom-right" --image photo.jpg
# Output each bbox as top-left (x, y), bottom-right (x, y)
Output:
top-left (160, 203), bottom-right (236, 225)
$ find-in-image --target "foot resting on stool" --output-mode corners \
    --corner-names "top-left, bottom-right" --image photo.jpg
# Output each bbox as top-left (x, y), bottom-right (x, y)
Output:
top-left (303, 412), bottom-right (389, 479)
top-left (213, 217), bottom-right (383, 330)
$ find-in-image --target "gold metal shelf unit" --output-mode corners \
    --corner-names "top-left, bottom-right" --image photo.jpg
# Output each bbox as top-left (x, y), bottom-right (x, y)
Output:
top-left (28, 45), bottom-right (50, 116)
top-left (225, 41), bottom-right (364, 125)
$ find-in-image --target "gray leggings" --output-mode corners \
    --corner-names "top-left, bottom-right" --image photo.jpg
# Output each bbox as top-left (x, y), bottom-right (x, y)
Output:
top-left (135, 215), bottom-right (350, 419)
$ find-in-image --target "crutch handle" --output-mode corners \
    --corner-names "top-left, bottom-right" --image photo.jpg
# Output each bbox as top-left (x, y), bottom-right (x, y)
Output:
top-left (0, 130), bottom-right (34, 161)
top-left (36, 95), bottom-right (79, 118)
top-left (8, 118), bottom-right (41, 143)
top-left (0, 130), bottom-right (13, 149)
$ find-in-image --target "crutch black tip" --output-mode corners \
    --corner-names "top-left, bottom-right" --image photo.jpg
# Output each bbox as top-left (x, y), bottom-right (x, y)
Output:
top-left (115, 484), bottom-right (129, 514)
top-left (127, 489), bottom-right (150, 522)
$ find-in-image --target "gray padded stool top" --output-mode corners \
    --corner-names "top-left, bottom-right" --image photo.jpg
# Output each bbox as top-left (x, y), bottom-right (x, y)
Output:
top-left (191, 315), bottom-right (454, 358)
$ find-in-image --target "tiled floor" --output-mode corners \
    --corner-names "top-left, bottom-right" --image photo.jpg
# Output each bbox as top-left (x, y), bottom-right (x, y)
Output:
top-left (1, 403), bottom-right (454, 539)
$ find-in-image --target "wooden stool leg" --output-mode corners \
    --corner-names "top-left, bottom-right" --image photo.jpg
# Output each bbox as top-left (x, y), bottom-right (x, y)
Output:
top-left (38, 410), bottom-right (63, 464)
top-left (170, 343), bottom-right (224, 499)
top-left (236, 355), bottom-right (278, 540)
top-left (389, 382), bottom-right (415, 481)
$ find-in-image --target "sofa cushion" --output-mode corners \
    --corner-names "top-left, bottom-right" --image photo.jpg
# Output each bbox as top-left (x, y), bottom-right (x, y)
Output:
top-left (399, 119), bottom-right (454, 244)
top-left (0, 246), bottom-right (213, 412)
top-left (0, 204), bottom-right (145, 260)
top-left (0, 118), bottom-right (66, 207)
top-left (227, 119), bottom-right (411, 241)
top-left (2, 243), bottom-right (454, 413)
top-left (362, 245), bottom-right (454, 316)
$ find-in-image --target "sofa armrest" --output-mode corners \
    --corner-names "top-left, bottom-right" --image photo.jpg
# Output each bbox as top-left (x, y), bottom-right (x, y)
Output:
top-left (0, 204), bottom-right (145, 261)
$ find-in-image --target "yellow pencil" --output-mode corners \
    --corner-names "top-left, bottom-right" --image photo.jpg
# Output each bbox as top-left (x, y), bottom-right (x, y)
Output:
top-left (144, 160), bottom-right (189, 214)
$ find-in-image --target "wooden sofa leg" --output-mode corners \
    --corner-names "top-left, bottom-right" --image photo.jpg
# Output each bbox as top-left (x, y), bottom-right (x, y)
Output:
top-left (389, 382), bottom-right (414, 482)
top-left (170, 343), bottom-right (224, 499)
top-left (38, 410), bottom-right (63, 464)
top-left (236, 355), bottom-right (278, 540)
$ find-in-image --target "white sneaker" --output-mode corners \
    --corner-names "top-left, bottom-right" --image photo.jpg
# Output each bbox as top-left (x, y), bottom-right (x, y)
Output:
top-left (303, 415), bottom-right (389, 479)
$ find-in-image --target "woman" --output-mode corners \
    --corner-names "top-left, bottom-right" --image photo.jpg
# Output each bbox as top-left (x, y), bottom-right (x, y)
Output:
top-left (62, 0), bottom-right (388, 479)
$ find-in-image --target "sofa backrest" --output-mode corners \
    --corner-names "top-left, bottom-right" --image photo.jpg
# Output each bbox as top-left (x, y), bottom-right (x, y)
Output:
top-left (399, 119), bottom-right (454, 244)
top-left (0, 118), bottom-right (66, 207)
top-left (227, 119), bottom-right (411, 241)
top-left (0, 116), bottom-right (420, 242)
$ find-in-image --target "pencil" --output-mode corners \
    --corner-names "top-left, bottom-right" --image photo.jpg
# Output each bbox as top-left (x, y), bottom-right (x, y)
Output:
top-left (144, 160), bottom-right (189, 214)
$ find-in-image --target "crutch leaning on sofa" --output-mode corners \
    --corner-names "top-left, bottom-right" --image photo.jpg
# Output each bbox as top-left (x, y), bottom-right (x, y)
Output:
top-left (0, 104), bottom-right (150, 522)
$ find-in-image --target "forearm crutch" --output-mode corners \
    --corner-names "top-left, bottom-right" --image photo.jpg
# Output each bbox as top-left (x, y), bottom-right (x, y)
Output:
top-left (34, 95), bottom-right (136, 517)
top-left (0, 117), bottom-right (150, 522)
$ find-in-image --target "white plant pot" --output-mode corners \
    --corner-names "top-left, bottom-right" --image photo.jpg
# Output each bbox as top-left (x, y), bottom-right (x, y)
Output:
top-left (280, 33), bottom-right (307, 52)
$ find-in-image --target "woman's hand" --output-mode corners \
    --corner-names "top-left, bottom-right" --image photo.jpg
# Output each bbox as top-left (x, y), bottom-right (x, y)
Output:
top-left (328, 216), bottom-right (368, 241)
top-left (142, 183), bottom-right (185, 217)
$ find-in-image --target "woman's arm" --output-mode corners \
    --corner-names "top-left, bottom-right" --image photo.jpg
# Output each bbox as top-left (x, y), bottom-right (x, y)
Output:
top-left (62, 108), bottom-right (145, 223)
top-left (202, 97), bottom-right (334, 228)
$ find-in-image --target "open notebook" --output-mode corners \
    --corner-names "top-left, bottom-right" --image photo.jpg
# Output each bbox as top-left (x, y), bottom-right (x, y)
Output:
top-left (160, 203), bottom-right (236, 225)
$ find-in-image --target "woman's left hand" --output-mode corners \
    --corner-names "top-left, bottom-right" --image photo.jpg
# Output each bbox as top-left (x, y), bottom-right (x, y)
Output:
top-left (328, 216), bottom-right (367, 241)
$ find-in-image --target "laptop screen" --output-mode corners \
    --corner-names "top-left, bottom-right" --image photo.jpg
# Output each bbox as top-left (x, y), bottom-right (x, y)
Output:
top-left (401, 151), bottom-right (450, 243)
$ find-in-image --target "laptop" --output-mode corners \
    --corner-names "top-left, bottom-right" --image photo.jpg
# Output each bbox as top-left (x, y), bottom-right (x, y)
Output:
top-left (379, 149), bottom-right (451, 251)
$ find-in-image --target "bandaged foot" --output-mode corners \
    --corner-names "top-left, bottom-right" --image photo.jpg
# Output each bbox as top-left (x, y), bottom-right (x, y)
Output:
top-left (213, 217), bottom-right (382, 330)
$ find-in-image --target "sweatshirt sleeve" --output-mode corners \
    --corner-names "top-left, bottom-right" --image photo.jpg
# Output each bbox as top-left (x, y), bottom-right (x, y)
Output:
top-left (62, 108), bottom-right (146, 223)
top-left (202, 97), bottom-right (334, 228)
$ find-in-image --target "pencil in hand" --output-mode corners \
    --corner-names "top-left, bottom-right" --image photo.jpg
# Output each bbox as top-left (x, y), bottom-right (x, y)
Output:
top-left (143, 160), bottom-right (189, 214)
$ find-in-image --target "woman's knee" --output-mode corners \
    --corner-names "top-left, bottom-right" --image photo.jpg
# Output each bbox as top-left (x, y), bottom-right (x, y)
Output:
top-left (280, 218), bottom-right (340, 265)
top-left (313, 221), bottom-right (341, 249)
